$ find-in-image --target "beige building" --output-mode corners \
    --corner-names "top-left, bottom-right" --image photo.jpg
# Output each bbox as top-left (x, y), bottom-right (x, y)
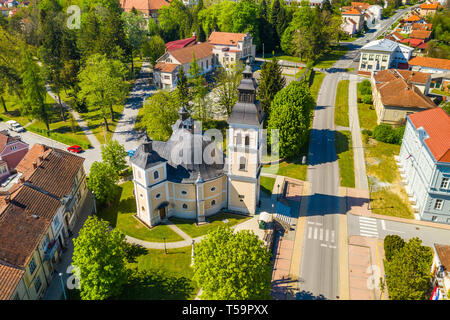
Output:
top-left (131, 62), bottom-right (264, 227)
top-left (119, 0), bottom-right (170, 25)
top-left (371, 69), bottom-right (436, 125)
top-left (207, 32), bottom-right (256, 68)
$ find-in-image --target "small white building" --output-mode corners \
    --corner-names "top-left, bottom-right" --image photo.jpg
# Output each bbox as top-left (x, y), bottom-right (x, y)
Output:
top-left (397, 108), bottom-right (450, 223)
top-left (359, 39), bottom-right (413, 73)
top-left (207, 31), bottom-right (256, 69)
top-left (408, 57), bottom-right (450, 74)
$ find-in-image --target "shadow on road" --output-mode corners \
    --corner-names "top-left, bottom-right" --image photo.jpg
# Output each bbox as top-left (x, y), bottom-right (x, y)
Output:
top-left (296, 290), bottom-right (327, 300)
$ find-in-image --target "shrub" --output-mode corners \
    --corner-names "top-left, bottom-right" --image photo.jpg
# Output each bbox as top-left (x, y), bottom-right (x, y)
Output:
top-left (384, 235), bottom-right (405, 262)
top-left (373, 124), bottom-right (404, 145)
top-left (361, 94), bottom-right (373, 104)
top-left (358, 80), bottom-right (372, 95)
top-left (362, 129), bottom-right (372, 136)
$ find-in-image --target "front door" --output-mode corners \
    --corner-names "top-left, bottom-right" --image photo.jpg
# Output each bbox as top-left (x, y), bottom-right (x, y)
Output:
top-left (159, 207), bottom-right (166, 220)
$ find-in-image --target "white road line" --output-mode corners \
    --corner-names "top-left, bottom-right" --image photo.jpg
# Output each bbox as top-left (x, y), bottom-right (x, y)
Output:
top-left (359, 229), bottom-right (378, 235)
top-left (329, 245), bottom-right (337, 249)
top-left (314, 228), bottom-right (318, 240)
top-left (331, 230), bottom-right (335, 243)
top-left (320, 244), bottom-right (328, 248)
top-left (359, 217), bottom-right (377, 222)
top-left (360, 232), bottom-right (378, 238)
top-left (360, 226), bottom-right (378, 232)
top-left (308, 226), bottom-right (312, 239)
top-left (308, 221), bottom-right (315, 225)
top-left (325, 229), bottom-right (329, 242)
top-left (381, 220), bottom-right (386, 230)
top-left (360, 220), bottom-right (377, 226)
top-left (319, 228), bottom-right (323, 241)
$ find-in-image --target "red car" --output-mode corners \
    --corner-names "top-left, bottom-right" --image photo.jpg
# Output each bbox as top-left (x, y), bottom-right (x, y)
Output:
top-left (67, 145), bottom-right (82, 153)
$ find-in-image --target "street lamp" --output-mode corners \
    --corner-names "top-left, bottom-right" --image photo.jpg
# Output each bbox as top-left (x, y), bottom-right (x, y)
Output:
top-left (277, 184), bottom-right (280, 200)
top-left (163, 237), bottom-right (167, 254)
top-left (59, 273), bottom-right (67, 300)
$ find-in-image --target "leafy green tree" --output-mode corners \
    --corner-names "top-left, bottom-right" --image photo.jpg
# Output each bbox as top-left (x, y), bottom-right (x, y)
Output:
top-left (214, 63), bottom-right (243, 116)
top-left (442, 102), bottom-right (450, 115)
top-left (101, 139), bottom-right (128, 175)
top-left (72, 216), bottom-right (128, 300)
top-left (257, 57), bottom-right (285, 120)
top-left (142, 90), bottom-right (179, 141)
top-left (87, 161), bottom-right (119, 205)
top-left (122, 10), bottom-right (146, 75)
top-left (176, 65), bottom-right (190, 109)
top-left (268, 81), bottom-right (314, 158)
top-left (158, 0), bottom-right (192, 41)
top-left (232, 1), bottom-right (260, 49)
top-left (384, 237), bottom-right (433, 300)
top-left (270, 0), bottom-right (288, 40)
top-left (384, 235), bottom-right (405, 262)
top-left (21, 51), bottom-right (51, 131)
top-left (193, 226), bottom-right (272, 300)
top-left (142, 35), bottom-right (166, 67)
top-left (78, 54), bottom-right (128, 130)
top-left (188, 54), bottom-right (209, 120)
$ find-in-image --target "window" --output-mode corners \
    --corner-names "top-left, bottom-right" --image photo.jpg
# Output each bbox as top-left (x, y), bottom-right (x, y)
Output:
top-left (41, 234), bottom-right (50, 251)
top-left (29, 258), bottom-right (37, 274)
top-left (34, 277), bottom-right (42, 293)
top-left (362, 53), bottom-right (367, 60)
top-left (141, 206), bottom-right (145, 212)
top-left (53, 215), bottom-right (60, 230)
top-left (434, 199), bottom-right (443, 210)
top-left (10, 145), bottom-right (17, 151)
top-left (239, 157), bottom-right (246, 171)
top-left (245, 136), bottom-right (250, 146)
top-left (236, 132), bottom-right (242, 145)
top-left (210, 186), bottom-right (216, 192)
top-left (211, 200), bottom-right (216, 206)
top-left (440, 178), bottom-right (449, 189)
top-left (163, 75), bottom-right (170, 80)
top-left (369, 54), bottom-right (374, 61)
top-left (182, 203), bottom-right (188, 209)
top-left (432, 216), bottom-right (438, 221)
top-left (155, 193), bottom-right (161, 199)
top-left (181, 190), bottom-right (187, 195)
top-left (140, 193), bottom-right (143, 198)
top-left (382, 55), bottom-right (387, 62)
top-left (0, 165), bottom-right (7, 174)
top-left (367, 65), bottom-right (373, 70)
top-left (375, 55), bottom-right (380, 61)
top-left (361, 63), bottom-right (366, 69)
top-left (381, 66), bottom-right (385, 71)
top-left (137, 170), bottom-right (141, 179)
top-left (153, 171), bottom-right (159, 180)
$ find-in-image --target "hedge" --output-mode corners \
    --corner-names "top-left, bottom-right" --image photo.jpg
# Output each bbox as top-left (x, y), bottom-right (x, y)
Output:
top-left (373, 124), bottom-right (405, 145)
top-left (27, 126), bottom-right (92, 150)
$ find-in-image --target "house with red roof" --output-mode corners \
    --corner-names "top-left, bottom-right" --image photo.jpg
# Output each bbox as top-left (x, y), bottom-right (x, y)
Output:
top-left (341, 7), bottom-right (364, 34)
top-left (165, 36), bottom-right (197, 51)
top-left (0, 130), bottom-right (28, 183)
top-left (396, 107), bottom-right (450, 223)
top-left (119, 0), bottom-right (170, 25)
top-left (409, 56), bottom-right (450, 74)
top-left (419, 2), bottom-right (439, 17)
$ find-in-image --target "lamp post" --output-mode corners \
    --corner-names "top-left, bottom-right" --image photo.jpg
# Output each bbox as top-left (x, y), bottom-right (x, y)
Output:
top-left (277, 184), bottom-right (280, 200)
top-left (163, 237), bottom-right (167, 254)
top-left (59, 273), bottom-right (67, 300)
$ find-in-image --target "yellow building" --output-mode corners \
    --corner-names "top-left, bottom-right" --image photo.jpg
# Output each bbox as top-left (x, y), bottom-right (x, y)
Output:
top-left (130, 61), bottom-right (265, 227)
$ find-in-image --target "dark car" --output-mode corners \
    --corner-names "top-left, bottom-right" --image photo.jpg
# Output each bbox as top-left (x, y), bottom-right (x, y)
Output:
top-left (67, 145), bottom-right (83, 153)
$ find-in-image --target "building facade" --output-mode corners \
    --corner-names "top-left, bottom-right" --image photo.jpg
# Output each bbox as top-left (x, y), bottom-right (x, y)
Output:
top-left (397, 108), bottom-right (450, 224)
top-left (431, 243), bottom-right (450, 300)
top-left (208, 32), bottom-right (256, 69)
top-left (0, 130), bottom-right (28, 182)
top-left (408, 56), bottom-right (450, 74)
top-left (359, 39), bottom-right (413, 73)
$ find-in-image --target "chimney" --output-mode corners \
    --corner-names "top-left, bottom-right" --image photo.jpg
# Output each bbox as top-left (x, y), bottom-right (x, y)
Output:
top-left (32, 161), bottom-right (37, 169)
top-left (19, 176), bottom-right (25, 183)
top-left (38, 155), bottom-right (43, 163)
top-left (5, 195), bottom-right (10, 204)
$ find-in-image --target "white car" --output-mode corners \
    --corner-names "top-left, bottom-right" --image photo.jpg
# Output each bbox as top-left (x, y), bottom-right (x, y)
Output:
top-left (1, 174), bottom-right (17, 187)
top-left (5, 120), bottom-right (25, 133)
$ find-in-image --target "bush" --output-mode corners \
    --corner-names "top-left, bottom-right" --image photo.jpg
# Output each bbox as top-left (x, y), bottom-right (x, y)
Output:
top-left (358, 80), bottom-right (372, 95)
top-left (362, 129), bottom-right (372, 136)
top-left (361, 94), bottom-right (373, 104)
top-left (384, 235), bottom-right (405, 262)
top-left (373, 124), bottom-right (404, 145)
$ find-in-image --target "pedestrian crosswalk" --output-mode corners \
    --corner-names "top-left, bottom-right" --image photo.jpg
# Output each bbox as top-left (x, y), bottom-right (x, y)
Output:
top-left (307, 222), bottom-right (336, 248)
top-left (359, 216), bottom-right (379, 238)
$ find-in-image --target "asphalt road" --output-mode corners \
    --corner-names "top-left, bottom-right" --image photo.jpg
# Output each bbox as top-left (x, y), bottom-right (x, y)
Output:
top-left (348, 213), bottom-right (450, 247)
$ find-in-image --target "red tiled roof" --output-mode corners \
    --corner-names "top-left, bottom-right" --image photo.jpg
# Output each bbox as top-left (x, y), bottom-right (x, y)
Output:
top-left (120, 0), bottom-right (169, 13)
top-left (154, 62), bottom-right (178, 73)
top-left (409, 108), bottom-right (450, 162)
top-left (0, 263), bottom-right (24, 300)
top-left (420, 3), bottom-right (438, 9)
top-left (408, 38), bottom-right (425, 47)
top-left (351, 1), bottom-right (370, 9)
top-left (435, 244), bottom-right (450, 275)
top-left (409, 57), bottom-right (450, 71)
top-left (410, 30), bottom-right (432, 40)
top-left (169, 42), bottom-right (213, 64)
top-left (405, 14), bottom-right (421, 22)
top-left (417, 42), bottom-right (428, 49)
top-left (166, 36), bottom-right (196, 51)
top-left (412, 23), bottom-right (432, 31)
top-left (374, 69), bottom-right (430, 85)
top-left (342, 8), bottom-right (362, 15)
top-left (207, 32), bottom-right (247, 46)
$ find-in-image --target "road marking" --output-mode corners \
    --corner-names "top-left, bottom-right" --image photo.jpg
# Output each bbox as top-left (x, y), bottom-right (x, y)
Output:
top-left (319, 228), bottom-right (323, 241)
top-left (308, 221), bottom-right (315, 225)
top-left (325, 229), bottom-right (329, 242)
top-left (321, 244), bottom-right (328, 248)
top-left (380, 220), bottom-right (405, 234)
top-left (359, 217), bottom-right (377, 223)
top-left (331, 230), bottom-right (335, 243)
top-left (360, 226), bottom-right (378, 232)
top-left (360, 232), bottom-right (378, 238)
top-left (314, 228), bottom-right (318, 240)
top-left (329, 245), bottom-right (337, 249)
top-left (359, 229), bottom-right (378, 235)
top-left (360, 220), bottom-right (377, 226)
top-left (308, 226), bottom-right (312, 239)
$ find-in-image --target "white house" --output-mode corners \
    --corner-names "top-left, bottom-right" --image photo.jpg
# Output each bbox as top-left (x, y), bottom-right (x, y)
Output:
top-left (359, 39), bottom-right (413, 73)
top-left (408, 57), bottom-right (450, 74)
top-left (207, 31), bottom-right (256, 68)
top-left (396, 108), bottom-right (450, 224)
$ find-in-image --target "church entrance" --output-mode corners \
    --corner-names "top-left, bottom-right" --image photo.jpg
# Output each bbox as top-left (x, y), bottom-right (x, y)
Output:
top-left (159, 207), bottom-right (166, 220)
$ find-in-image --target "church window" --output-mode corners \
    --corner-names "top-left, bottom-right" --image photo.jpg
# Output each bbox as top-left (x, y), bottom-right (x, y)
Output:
top-left (245, 136), bottom-right (250, 146)
top-left (239, 157), bottom-right (246, 171)
top-left (236, 132), bottom-right (242, 145)
top-left (182, 203), bottom-right (188, 209)
top-left (155, 193), bottom-right (161, 199)
top-left (211, 200), bottom-right (216, 206)
top-left (141, 206), bottom-right (145, 212)
top-left (181, 190), bottom-right (187, 195)
top-left (153, 170), bottom-right (159, 180)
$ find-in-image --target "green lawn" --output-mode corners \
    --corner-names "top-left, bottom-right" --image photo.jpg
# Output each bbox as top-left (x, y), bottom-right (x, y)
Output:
top-left (260, 176), bottom-right (276, 196)
top-left (432, 89), bottom-right (450, 96)
top-left (335, 80), bottom-right (350, 127)
top-left (310, 71), bottom-right (326, 102)
top-left (168, 213), bottom-right (250, 239)
top-left (262, 159), bottom-right (307, 181)
top-left (96, 181), bottom-right (184, 242)
top-left (363, 135), bottom-right (414, 219)
top-left (313, 46), bottom-right (349, 69)
top-left (357, 91), bottom-right (378, 131)
top-left (335, 131), bottom-right (355, 188)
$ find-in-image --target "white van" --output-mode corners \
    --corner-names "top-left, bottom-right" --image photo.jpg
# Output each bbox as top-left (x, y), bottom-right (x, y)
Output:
top-left (5, 120), bottom-right (25, 133)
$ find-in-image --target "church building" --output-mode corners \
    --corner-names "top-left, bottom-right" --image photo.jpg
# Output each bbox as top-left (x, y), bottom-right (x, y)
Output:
top-left (130, 61), bottom-right (264, 227)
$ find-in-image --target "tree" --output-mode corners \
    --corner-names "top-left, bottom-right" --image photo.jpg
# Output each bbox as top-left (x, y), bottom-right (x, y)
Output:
top-left (257, 57), bottom-right (285, 120)
top-left (78, 54), bottom-right (128, 131)
top-left (268, 81), bottom-right (315, 158)
top-left (101, 139), bottom-right (128, 174)
top-left (142, 90), bottom-right (179, 141)
top-left (21, 51), bottom-right (51, 131)
top-left (142, 35), bottom-right (166, 67)
top-left (384, 235), bottom-right (405, 262)
top-left (176, 65), bottom-right (190, 109)
top-left (193, 226), bottom-right (272, 300)
top-left (87, 161), bottom-right (119, 205)
top-left (72, 216), bottom-right (128, 300)
top-left (158, 0), bottom-right (192, 41)
top-left (214, 63), bottom-right (243, 116)
top-left (122, 10), bottom-right (146, 75)
top-left (188, 54), bottom-right (209, 120)
top-left (384, 237), bottom-right (433, 300)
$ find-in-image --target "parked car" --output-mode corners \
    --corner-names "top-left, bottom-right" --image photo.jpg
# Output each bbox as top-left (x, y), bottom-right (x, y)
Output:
top-left (6, 120), bottom-right (25, 133)
top-left (67, 145), bottom-right (82, 153)
top-left (1, 174), bottom-right (17, 188)
top-left (127, 149), bottom-right (136, 157)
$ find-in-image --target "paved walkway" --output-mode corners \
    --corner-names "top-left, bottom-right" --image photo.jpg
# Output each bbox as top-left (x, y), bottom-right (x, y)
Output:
top-left (348, 76), bottom-right (369, 191)
top-left (112, 61), bottom-right (158, 152)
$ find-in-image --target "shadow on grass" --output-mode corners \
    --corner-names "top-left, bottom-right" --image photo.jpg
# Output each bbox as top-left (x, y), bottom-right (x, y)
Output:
top-left (125, 243), bottom-right (148, 263)
top-left (122, 270), bottom-right (194, 300)
top-left (96, 184), bottom-right (127, 228)
top-left (334, 131), bottom-right (350, 155)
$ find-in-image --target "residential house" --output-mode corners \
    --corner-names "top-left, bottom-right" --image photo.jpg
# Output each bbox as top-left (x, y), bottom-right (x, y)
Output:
top-left (0, 130), bottom-right (28, 183)
top-left (409, 56), bottom-right (450, 74)
top-left (431, 243), bottom-right (450, 300)
top-left (342, 17), bottom-right (357, 36)
top-left (350, 2), bottom-right (382, 28)
top-left (419, 3), bottom-right (439, 17)
top-left (342, 8), bottom-right (365, 34)
top-left (0, 143), bottom-right (89, 299)
top-left (429, 72), bottom-right (450, 94)
top-left (359, 39), bottom-right (414, 74)
top-left (401, 14), bottom-right (423, 34)
top-left (154, 42), bottom-right (214, 89)
top-left (207, 31), bottom-right (256, 68)
top-left (165, 36), bottom-right (197, 51)
top-left (410, 30), bottom-right (432, 42)
top-left (371, 69), bottom-right (436, 125)
top-left (396, 108), bottom-right (450, 223)
top-left (284, 0), bottom-right (325, 7)
top-left (0, 6), bottom-right (8, 16)
top-left (412, 23), bottom-right (433, 32)
top-left (119, 0), bottom-right (170, 25)
top-left (385, 31), bottom-right (406, 43)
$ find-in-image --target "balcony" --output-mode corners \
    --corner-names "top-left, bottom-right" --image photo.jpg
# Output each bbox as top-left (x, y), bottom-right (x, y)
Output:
top-left (44, 240), bottom-right (59, 261)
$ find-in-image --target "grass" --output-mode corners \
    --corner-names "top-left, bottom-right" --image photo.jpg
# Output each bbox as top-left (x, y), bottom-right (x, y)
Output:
top-left (335, 131), bottom-right (355, 188)
top-left (96, 181), bottom-right (184, 242)
top-left (262, 159), bottom-right (307, 181)
top-left (362, 134), bottom-right (414, 219)
top-left (335, 80), bottom-right (350, 127)
top-left (296, 68), bottom-right (308, 79)
top-left (310, 71), bottom-right (326, 103)
top-left (431, 89), bottom-right (450, 96)
top-left (357, 90), bottom-right (378, 131)
top-left (261, 53), bottom-right (304, 64)
top-left (260, 176), bottom-right (276, 195)
top-left (313, 46), bottom-right (349, 69)
top-left (168, 213), bottom-right (250, 239)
